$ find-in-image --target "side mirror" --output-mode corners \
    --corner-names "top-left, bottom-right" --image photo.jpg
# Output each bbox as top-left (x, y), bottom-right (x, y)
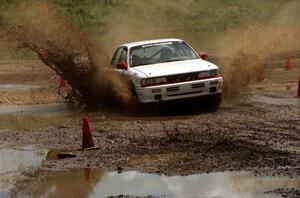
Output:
top-left (116, 62), bottom-right (128, 70)
top-left (199, 52), bottom-right (208, 60)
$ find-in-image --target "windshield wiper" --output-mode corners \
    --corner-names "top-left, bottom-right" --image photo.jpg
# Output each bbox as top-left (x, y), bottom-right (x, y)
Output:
top-left (164, 58), bottom-right (189, 63)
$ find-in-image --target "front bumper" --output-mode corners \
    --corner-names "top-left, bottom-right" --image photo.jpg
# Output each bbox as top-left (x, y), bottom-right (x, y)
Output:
top-left (135, 77), bottom-right (223, 103)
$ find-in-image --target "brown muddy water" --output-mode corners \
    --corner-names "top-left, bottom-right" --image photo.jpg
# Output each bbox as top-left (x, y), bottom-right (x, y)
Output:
top-left (0, 148), bottom-right (299, 198)
top-left (0, 103), bottom-right (71, 115)
top-left (0, 84), bottom-right (42, 92)
top-left (250, 95), bottom-right (299, 106)
top-left (0, 103), bottom-right (77, 132)
top-left (0, 146), bottom-right (48, 197)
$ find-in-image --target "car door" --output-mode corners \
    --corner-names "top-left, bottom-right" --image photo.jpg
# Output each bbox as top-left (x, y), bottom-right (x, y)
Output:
top-left (111, 47), bottom-right (128, 76)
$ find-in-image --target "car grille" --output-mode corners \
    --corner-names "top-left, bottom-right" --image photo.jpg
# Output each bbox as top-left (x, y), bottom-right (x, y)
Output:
top-left (168, 90), bottom-right (204, 97)
top-left (166, 86), bottom-right (180, 92)
top-left (166, 72), bottom-right (199, 83)
top-left (192, 82), bottom-right (205, 89)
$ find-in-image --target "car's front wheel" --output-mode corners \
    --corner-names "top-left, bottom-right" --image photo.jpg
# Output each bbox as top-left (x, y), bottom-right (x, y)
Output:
top-left (208, 93), bottom-right (222, 109)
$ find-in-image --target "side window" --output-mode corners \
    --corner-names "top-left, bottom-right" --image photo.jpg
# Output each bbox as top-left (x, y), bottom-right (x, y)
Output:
top-left (111, 47), bottom-right (123, 66)
top-left (119, 48), bottom-right (128, 63)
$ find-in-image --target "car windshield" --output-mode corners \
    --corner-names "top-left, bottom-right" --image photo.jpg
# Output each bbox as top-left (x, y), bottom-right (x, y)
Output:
top-left (129, 41), bottom-right (199, 67)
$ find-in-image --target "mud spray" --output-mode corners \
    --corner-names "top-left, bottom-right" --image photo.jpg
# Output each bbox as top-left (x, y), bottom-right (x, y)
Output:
top-left (0, 1), bottom-right (131, 108)
top-left (217, 25), bottom-right (300, 101)
top-left (214, 1), bottom-right (300, 101)
top-left (1, 1), bottom-right (300, 107)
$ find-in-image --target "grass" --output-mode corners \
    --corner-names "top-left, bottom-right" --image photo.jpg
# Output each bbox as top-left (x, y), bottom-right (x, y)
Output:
top-left (0, 0), bottom-right (293, 33)
top-left (50, 0), bottom-right (110, 30)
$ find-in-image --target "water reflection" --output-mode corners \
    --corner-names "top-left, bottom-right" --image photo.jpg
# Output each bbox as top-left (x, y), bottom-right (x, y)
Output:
top-left (24, 169), bottom-right (103, 198)
top-left (23, 169), bottom-right (300, 198)
top-left (0, 147), bottom-right (101, 198)
top-left (0, 146), bottom-right (47, 193)
top-left (90, 171), bottom-right (299, 198)
top-left (1, 147), bottom-right (298, 198)
top-left (0, 146), bottom-right (47, 174)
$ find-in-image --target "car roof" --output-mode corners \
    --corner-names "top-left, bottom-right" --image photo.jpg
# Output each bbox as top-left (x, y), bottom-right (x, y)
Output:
top-left (120, 38), bottom-right (183, 48)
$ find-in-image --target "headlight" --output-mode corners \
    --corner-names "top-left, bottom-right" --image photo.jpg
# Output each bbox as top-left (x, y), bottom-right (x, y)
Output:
top-left (141, 77), bottom-right (167, 87)
top-left (211, 69), bottom-right (219, 76)
top-left (198, 69), bottom-right (219, 78)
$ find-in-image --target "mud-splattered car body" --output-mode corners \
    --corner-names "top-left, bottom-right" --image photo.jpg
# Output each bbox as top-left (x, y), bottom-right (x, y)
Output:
top-left (111, 38), bottom-right (223, 106)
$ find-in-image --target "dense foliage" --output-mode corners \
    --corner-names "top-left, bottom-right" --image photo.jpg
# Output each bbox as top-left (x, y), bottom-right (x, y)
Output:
top-left (0, 0), bottom-right (294, 31)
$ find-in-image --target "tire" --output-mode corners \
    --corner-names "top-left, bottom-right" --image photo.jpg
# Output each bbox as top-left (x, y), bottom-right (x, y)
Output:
top-left (127, 81), bottom-right (159, 114)
top-left (208, 93), bottom-right (222, 109)
top-left (127, 81), bottom-right (139, 102)
top-left (126, 81), bottom-right (147, 114)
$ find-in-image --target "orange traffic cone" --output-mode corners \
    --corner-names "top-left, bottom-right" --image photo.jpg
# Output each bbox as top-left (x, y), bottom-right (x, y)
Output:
top-left (257, 72), bottom-right (266, 81)
top-left (285, 53), bottom-right (292, 70)
top-left (297, 75), bottom-right (300, 98)
top-left (58, 76), bottom-right (67, 96)
top-left (82, 117), bottom-right (98, 150)
top-left (256, 66), bottom-right (267, 81)
top-left (60, 76), bottom-right (66, 88)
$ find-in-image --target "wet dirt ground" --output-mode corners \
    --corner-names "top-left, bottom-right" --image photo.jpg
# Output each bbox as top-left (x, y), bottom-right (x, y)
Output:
top-left (0, 61), bottom-right (62, 105)
top-left (0, 61), bottom-right (299, 197)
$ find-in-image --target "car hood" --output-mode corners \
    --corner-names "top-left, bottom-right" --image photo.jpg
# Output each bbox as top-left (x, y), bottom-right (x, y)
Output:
top-left (132, 59), bottom-right (218, 78)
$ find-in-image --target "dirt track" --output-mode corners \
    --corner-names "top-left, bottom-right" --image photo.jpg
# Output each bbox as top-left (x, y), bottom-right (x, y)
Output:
top-left (0, 61), bottom-right (61, 105)
top-left (3, 86), bottom-right (298, 176)
top-left (0, 61), bottom-right (299, 197)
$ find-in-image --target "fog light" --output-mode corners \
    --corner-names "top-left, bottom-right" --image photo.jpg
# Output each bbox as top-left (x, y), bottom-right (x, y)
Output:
top-left (210, 81), bottom-right (218, 85)
top-left (151, 89), bottom-right (161, 93)
top-left (210, 87), bottom-right (217, 93)
top-left (154, 94), bottom-right (162, 100)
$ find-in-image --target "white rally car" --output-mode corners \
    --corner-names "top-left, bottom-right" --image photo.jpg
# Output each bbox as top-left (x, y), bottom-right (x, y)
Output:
top-left (111, 38), bottom-right (223, 107)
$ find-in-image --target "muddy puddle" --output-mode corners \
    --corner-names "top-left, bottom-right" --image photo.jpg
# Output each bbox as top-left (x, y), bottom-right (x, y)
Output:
top-left (0, 146), bottom-right (299, 197)
top-left (250, 95), bottom-right (299, 106)
top-left (15, 168), bottom-right (300, 198)
top-left (0, 146), bottom-right (47, 173)
top-left (0, 103), bottom-right (71, 115)
top-left (0, 146), bottom-right (48, 195)
top-left (0, 84), bottom-right (42, 92)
